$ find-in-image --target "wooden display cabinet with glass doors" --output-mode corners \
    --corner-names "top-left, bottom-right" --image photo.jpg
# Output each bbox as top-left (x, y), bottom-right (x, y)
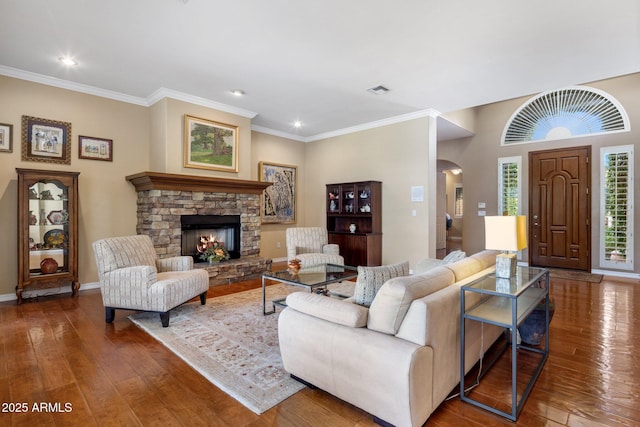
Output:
top-left (326, 181), bottom-right (382, 266)
top-left (16, 168), bottom-right (80, 304)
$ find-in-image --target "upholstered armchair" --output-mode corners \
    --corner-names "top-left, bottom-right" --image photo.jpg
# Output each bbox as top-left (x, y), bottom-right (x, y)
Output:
top-left (286, 227), bottom-right (344, 268)
top-left (93, 234), bottom-right (210, 327)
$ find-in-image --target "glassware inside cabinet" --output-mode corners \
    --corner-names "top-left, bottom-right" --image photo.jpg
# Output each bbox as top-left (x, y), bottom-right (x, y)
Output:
top-left (341, 186), bottom-right (355, 214)
top-left (356, 183), bottom-right (371, 213)
top-left (327, 185), bottom-right (340, 212)
top-left (28, 180), bottom-right (69, 275)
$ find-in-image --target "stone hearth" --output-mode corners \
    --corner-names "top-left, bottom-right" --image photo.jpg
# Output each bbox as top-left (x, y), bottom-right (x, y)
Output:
top-left (126, 172), bottom-right (273, 285)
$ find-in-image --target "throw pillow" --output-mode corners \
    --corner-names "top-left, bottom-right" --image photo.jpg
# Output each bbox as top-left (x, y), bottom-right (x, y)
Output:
top-left (353, 261), bottom-right (410, 307)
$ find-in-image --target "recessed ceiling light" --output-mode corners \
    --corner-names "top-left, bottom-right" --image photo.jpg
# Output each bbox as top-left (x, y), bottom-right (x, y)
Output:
top-left (231, 89), bottom-right (245, 96)
top-left (59, 57), bottom-right (77, 66)
top-left (293, 121), bottom-right (302, 128)
top-left (367, 85), bottom-right (390, 95)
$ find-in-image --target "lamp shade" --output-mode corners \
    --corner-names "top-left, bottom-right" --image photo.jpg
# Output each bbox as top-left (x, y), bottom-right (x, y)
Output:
top-left (484, 215), bottom-right (527, 251)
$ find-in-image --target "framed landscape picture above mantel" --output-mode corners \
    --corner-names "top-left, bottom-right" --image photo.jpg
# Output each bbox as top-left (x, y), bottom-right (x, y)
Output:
top-left (259, 161), bottom-right (297, 224)
top-left (184, 115), bottom-right (239, 172)
top-left (21, 115), bottom-right (72, 164)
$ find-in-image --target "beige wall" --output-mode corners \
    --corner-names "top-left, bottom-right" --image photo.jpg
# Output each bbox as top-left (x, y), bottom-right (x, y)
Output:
top-left (170, 99), bottom-right (253, 178)
top-left (0, 76), bottom-right (150, 296)
top-left (441, 108), bottom-right (476, 134)
top-left (151, 98), bottom-right (253, 178)
top-left (438, 73), bottom-right (640, 273)
top-left (149, 99), bottom-right (168, 171)
top-left (251, 132), bottom-right (307, 260)
top-left (304, 118), bottom-right (434, 267)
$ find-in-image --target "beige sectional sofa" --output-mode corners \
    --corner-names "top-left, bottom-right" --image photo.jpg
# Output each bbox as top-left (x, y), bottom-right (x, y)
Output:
top-left (278, 250), bottom-right (503, 427)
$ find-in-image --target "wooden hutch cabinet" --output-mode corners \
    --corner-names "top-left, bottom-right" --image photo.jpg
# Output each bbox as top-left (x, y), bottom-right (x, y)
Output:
top-left (16, 168), bottom-right (80, 304)
top-left (326, 181), bottom-right (382, 266)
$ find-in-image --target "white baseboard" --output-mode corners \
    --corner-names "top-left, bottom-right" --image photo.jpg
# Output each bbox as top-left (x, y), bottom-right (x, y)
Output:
top-left (0, 282), bottom-right (100, 303)
top-left (591, 269), bottom-right (640, 280)
top-left (514, 262), bottom-right (639, 280)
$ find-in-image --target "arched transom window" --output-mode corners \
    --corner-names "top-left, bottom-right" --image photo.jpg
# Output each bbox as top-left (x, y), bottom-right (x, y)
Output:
top-left (502, 86), bottom-right (629, 145)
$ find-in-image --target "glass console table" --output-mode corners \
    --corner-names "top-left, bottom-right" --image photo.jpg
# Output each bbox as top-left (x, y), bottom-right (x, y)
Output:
top-left (460, 266), bottom-right (550, 421)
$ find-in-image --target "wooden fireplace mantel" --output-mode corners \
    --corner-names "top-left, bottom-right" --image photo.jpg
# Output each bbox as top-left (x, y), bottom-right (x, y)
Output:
top-left (126, 171), bottom-right (272, 194)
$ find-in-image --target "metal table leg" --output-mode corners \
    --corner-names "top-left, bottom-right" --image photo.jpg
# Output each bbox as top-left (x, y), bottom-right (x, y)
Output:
top-left (262, 276), bottom-right (275, 315)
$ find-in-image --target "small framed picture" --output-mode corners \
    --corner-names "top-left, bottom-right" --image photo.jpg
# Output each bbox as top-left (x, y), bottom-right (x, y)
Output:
top-left (21, 116), bottom-right (72, 164)
top-left (0, 123), bottom-right (12, 153)
top-left (78, 135), bottom-right (113, 161)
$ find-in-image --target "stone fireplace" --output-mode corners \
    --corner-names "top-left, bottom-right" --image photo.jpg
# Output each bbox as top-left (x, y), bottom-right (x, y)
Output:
top-left (126, 171), bottom-right (272, 285)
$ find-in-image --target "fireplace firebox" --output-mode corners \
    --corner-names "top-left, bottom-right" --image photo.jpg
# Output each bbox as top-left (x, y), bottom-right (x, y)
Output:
top-left (181, 215), bottom-right (241, 261)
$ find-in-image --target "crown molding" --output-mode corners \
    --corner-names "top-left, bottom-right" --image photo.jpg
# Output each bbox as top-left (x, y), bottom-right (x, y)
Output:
top-left (1, 65), bottom-right (443, 142)
top-left (0, 66), bottom-right (258, 118)
top-left (250, 125), bottom-right (307, 142)
top-left (0, 65), bottom-right (149, 106)
top-left (305, 108), bottom-right (441, 142)
top-left (147, 87), bottom-right (258, 119)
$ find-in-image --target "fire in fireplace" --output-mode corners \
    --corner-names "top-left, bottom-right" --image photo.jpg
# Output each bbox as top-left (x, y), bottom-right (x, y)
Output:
top-left (181, 215), bottom-right (241, 260)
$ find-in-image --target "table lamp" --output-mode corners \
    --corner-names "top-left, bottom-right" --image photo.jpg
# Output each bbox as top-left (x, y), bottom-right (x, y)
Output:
top-left (484, 215), bottom-right (527, 279)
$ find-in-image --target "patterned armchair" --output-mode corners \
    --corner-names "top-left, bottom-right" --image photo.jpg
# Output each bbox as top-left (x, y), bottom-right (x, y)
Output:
top-left (286, 227), bottom-right (344, 268)
top-left (93, 235), bottom-right (210, 327)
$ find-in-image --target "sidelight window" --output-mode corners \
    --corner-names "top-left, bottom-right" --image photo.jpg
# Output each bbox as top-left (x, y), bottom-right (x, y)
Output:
top-left (498, 156), bottom-right (521, 215)
top-left (454, 184), bottom-right (463, 217)
top-left (600, 145), bottom-right (633, 270)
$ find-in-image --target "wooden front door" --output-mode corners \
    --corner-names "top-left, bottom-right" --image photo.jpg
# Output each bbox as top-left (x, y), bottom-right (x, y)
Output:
top-left (529, 146), bottom-right (591, 270)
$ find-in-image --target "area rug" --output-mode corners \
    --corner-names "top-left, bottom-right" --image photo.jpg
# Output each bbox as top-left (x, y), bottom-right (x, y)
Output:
top-left (129, 281), bottom-right (355, 414)
top-left (548, 268), bottom-right (603, 283)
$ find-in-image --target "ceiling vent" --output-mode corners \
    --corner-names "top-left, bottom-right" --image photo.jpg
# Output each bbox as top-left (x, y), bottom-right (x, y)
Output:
top-left (367, 85), bottom-right (390, 95)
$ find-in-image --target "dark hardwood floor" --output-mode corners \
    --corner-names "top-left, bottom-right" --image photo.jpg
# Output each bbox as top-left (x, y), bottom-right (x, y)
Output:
top-left (0, 270), bottom-right (638, 426)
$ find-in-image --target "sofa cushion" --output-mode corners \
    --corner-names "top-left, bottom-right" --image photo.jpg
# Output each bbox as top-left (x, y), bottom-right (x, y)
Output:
top-left (469, 249), bottom-right (500, 270)
top-left (413, 258), bottom-right (444, 274)
top-left (413, 250), bottom-right (467, 274)
top-left (285, 292), bottom-right (369, 327)
top-left (442, 257), bottom-right (483, 282)
top-left (353, 261), bottom-right (410, 306)
top-left (367, 266), bottom-right (455, 335)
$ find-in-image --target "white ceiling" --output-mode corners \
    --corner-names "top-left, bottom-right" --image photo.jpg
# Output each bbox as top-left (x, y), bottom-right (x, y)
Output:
top-left (1, 0), bottom-right (639, 142)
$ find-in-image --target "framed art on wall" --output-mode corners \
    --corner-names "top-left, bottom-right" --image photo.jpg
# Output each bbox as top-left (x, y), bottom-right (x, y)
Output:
top-left (21, 115), bottom-right (72, 164)
top-left (184, 115), bottom-right (239, 172)
top-left (259, 161), bottom-right (297, 224)
top-left (0, 123), bottom-right (12, 152)
top-left (79, 135), bottom-right (113, 161)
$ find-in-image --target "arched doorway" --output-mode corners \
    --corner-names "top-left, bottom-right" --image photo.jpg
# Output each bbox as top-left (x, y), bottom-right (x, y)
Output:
top-left (437, 159), bottom-right (463, 259)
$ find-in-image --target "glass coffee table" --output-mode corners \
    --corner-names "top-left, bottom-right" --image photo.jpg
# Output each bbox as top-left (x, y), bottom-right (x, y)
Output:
top-left (262, 263), bottom-right (358, 315)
